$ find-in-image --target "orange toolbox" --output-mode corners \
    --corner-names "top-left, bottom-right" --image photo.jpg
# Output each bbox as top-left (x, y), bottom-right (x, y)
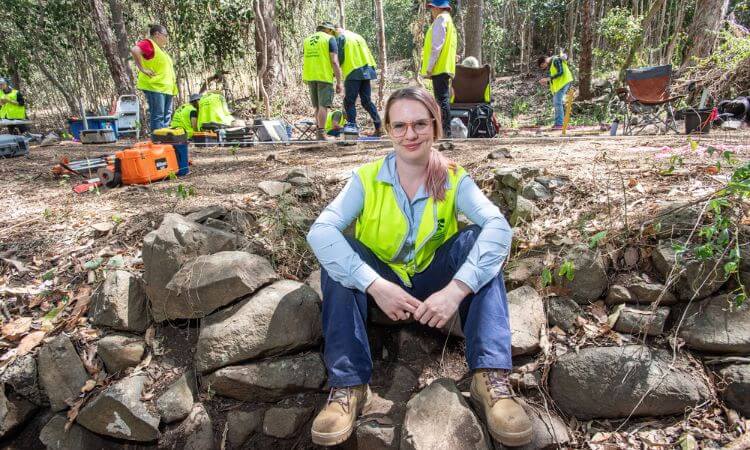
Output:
top-left (115, 142), bottom-right (178, 185)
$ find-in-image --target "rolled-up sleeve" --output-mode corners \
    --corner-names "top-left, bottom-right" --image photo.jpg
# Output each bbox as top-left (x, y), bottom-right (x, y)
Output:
top-left (306, 174), bottom-right (380, 293)
top-left (453, 176), bottom-right (513, 293)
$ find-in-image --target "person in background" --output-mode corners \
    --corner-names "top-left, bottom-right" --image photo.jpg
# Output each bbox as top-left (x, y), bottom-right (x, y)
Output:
top-left (0, 77), bottom-right (29, 134)
top-left (420, 0), bottom-right (457, 141)
top-left (303, 22), bottom-right (343, 141)
top-left (170, 93), bottom-right (201, 138)
top-left (325, 110), bottom-right (345, 137)
top-left (537, 53), bottom-right (573, 129)
top-left (131, 24), bottom-right (178, 135)
top-left (334, 26), bottom-right (383, 137)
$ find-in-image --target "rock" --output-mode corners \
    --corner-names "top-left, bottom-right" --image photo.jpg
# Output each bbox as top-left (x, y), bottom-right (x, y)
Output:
top-left (605, 275), bottom-right (678, 306)
top-left (0, 386), bottom-right (36, 438)
top-left (195, 280), bottom-right (322, 372)
top-left (204, 353), bottom-right (326, 402)
top-left (520, 181), bottom-right (551, 201)
top-left (163, 251), bottom-right (277, 320)
top-left (39, 414), bottom-right (112, 450)
top-left (678, 294), bottom-right (750, 354)
top-left (185, 205), bottom-right (227, 223)
top-left (488, 148), bottom-right (511, 159)
top-left (401, 378), bottom-right (489, 450)
top-left (546, 296), bottom-right (582, 332)
top-left (556, 246), bottom-right (608, 304)
top-left (501, 187), bottom-right (517, 209)
top-left (605, 284), bottom-right (631, 304)
top-left (652, 202), bottom-right (702, 239)
top-left (652, 240), bottom-right (728, 301)
top-left (534, 176), bottom-right (568, 190)
top-left (550, 345), bottom-right (710, 419)
top-left (356, 421), bottom-right (398, 449)
top-left (156, 374), bottom-right (194, 424)
top-left (226, 409), bottom-right (263, 448)
top-left (305, 269), bottom-right (322, 299)
top-left (143, 213), bottom-right (237, 322)
top-left (510, 196), bottom-right (540, 226)
top-left (0, 354), bottom-right (45, 405)
top-left (284, 167), bottom-right (313, 181)
top-left (91, 222), bottom-right (113, 236)
top-left (396, 328), bottom-right (442, 362)
top-left (505, 257), bottom-right (544, 287)
top-left (183, 403), bottom-right (214, 450)
top-left (37, 334), bottom-right (90, 412)
top-left (204, 217), bottom-right (234, 232)
top-left (89, 270), bottom-right (150, 333)
top-left (258, 180), bottom-right (292, 197)
top-left (262, 406), bottom-right (314, 439)
top-left (508, 286), bottom-right (545, 356)
top-left (515, 400), bottom-right (570, 450)
top-left (492, 167), bottom-right (515, 181)
top-left (97, 333), bottom-right (145, 374)
top-left (288, 176), bottom-right (312, 186)
top-left (76, 374), bottom-right (160, 442)
top-left (719, 364), bottom-right (750, 417)
top-left (613, 305), bottom-right (670, 336)
top-left (501, 171), bottom-right (523, 189)
top-left (518, 167), bottom-right (541, 178)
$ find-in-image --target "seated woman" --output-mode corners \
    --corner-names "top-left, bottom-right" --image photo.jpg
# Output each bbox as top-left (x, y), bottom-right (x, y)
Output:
top-left (306, 86), bottom-right (532, 447)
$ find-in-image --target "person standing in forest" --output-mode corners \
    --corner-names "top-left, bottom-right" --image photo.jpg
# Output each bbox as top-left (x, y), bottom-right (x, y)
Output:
top-left (131, 24), bottom-right (178, 135)
top-left (0, 78), bottom-right (29, 134)
top-left (537, 53), bottom-right (574, 129)
top-left (303, 22), bottom-right (344, 141)
top-left (334, 26), bottom-right (383, 137)
top-left (420, 0), bottom-right (457, 141)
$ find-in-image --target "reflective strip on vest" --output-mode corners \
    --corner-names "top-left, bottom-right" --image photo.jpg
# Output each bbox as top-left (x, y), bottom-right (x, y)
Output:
top-left (420, 12), bottom-right (458, 77)
top-left (170, 104), bottom-right (196, 138)
top-left (197, 93), bottom-right (233, 129)
top-left (0, 90), bottom-right (26, 120)
top-left (303, 32), bottom-right (334, 83)
top-left (355, 157), bottom-right (465, 286)
top-left (136, 39), bottom-right (178, 96)
top-left (340, 31), bottom-right (377, 80)
top-left (549, 58), bottom-right (574, 94)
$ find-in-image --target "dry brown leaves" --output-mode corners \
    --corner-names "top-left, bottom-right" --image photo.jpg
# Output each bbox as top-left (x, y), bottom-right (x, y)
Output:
top-left (16, 330), bottom-right (45, 355)
top-left (1, 316), bottom-right (32, 341)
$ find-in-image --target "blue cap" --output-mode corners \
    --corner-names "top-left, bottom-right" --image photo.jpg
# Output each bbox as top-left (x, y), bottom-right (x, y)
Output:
top-left (427, 0), bottom-right (451, 8)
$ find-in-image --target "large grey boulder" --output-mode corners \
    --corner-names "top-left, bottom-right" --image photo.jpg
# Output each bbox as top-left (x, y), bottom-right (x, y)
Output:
top-left (550, 345), bottom-right (710, 419)
top-left (76, 374), bottom-right (160, 442)
top-left (204, 353), bottom-right (326, 402)
top-left (0, 354), bottom-right (46, 405)
top-left (195, 280), bottom-right (322, 372)
top-left (719, 364), bottom-right (750, 417)
top-left (142, 213), bottom-right (237, 322)
top-left (652, 240), bottom-right (728, 301)
top-left (0, 386), bottom-right (36, 438)
top-left (97, 333), bottom-right (145, 374)
top-left (37, 334), bottom-right (90, 412)
top-left (613, 305), bottom-right (670, 336)
top-left (678, 294), bottom-right (750, 354)
top-left (39, 414), bottom-right (113, 450)
top-left (262, 406), bottom-right (314, 439)
top-left (89, 270), bottom-right (150, 332)
top-left (401, 378), bottom-right (490, 450)
top-left (508, 286), bottom-right (545, 356)
top-left (226, 409), bottom-right (263, 448)
top-left (556, 246), bottom-right (608, 304)
top-left (162, 251), bottom-right (277, 320)
top-left (515, 400), bottom-right (570, 450)
top-left (605, 275), bottom-right (677, 306)
top-left (156, 374), bottom-right (195, 424)
top-left (183, 403), bottom-right (214, 450)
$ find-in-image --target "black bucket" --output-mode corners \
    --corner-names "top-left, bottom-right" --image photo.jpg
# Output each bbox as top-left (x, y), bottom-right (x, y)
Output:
top-left (683, 109), bottom-right (712, 134)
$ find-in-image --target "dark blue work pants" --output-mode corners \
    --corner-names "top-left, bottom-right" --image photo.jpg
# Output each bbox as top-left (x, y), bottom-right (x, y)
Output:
top-left (343, 78), bottom-right (382, 130)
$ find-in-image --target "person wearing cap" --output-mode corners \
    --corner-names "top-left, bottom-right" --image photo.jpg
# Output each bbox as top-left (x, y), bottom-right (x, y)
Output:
top-left (0, 78), bottom-right (29, 134)
top-left (170, 93), bottom-right (201, 138)
top-left (131, 24), bottom-right (178, 134)
top-left (334, 26), bottom-right (383, 137)
top-left (303, 22), bottom-right (344, 141)
top-left (537, 53), bottom-right (573, 129)
top-left (420, 0), bottom-right (457, 139)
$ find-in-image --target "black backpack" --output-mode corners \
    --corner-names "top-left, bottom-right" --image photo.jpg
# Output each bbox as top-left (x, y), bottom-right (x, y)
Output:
top-left (468, 104), bottom-right (497, 138)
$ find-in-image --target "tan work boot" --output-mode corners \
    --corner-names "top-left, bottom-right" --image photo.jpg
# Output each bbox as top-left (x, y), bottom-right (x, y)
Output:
top-left (470, 369), bottom-right (533, 446)
top-left (311, 385), bottom-right (371, 446)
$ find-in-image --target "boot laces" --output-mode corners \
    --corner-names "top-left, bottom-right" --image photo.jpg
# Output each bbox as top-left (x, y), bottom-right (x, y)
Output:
top-left (326, 387), bottom-right (352, 413)
top-left (486, 369), bottom-right (512, 402)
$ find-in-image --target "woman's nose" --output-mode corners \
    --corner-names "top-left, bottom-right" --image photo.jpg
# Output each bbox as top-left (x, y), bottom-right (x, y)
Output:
top-left (404, 124), bottom-right (418, 139)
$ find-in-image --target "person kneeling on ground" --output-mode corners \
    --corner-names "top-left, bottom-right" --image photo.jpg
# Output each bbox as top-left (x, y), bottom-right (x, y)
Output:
top-left (170, 93), bottom-right (201, 138)
top-left (306, 86), bottom-right (533, 447)
top-left (325, 110), bottom-right (345, 137)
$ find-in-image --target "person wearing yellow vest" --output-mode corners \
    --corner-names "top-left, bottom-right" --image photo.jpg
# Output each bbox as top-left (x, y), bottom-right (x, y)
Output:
top-left (537, 53), bottom-right (574, 129)
top-left (0, 78), bottom-right (29, 134)
top-left (307, 87), bottom-right (532, 447)
top-left (420, 0), bottom-right (457, 140)
top-left (131, 24), bottom-right (178, 135)
top-left (334, 27), bottom-right (383, 137)
top-left (196, 92), bottom-right (234, 130)
top-left (303, 22), bottom-right (343, 141)
top-left (325, 110), bottom-right (344, 137)
top-left (169, 94), bottom-right (201, 138)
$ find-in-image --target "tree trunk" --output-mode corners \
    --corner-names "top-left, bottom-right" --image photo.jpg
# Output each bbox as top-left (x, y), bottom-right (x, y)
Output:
top-left (681, 0), bottom-right (729, 67)
top-left (578, 0), bottom-right (594, 100)
top-left (464, 0), bottom-right (483, 62)
top-left (665, 0), bottom-right (686, 65)
top-left (34, 60), bottom-right (79, 114)
top-left (410, 2), bottom-right (428, 84)
top-left (373, 0), bottom-right (388, 109)
top-left (254, 0), bottom-right (285, 98)
top-left (566, 0), bottom-right (578, 60)
top-left (253, 0), bottom-right (270, 116)
top-left (337, 0), bottom-right (346, 27)
top-left (88, 0), bottom-right (134, 96)
top-left (108, 0), bottom-right (131, 63)
top-left (453, 0), bottom-right (466, 57)
top-left (4, 54), bottom-right (22, 89)
top-left (618, 0), bottom-right (667, 82)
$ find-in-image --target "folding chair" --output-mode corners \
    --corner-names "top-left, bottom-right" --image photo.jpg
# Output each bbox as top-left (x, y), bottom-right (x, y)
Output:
top-left (114, 95), bottom-right (140, 139)
top-left (294, 119), bottom-right (316, 140)
top-left (621, 65), bottom-right (682, 135)
top-left (450, 64), bottom-right (492, 124)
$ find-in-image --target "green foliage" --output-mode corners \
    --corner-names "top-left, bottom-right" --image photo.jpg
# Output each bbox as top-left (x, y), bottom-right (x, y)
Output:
top-left (594, 7), bottom-right (642, 73)
top-left (541, 267), bottom-right (553, 287)
top-left (589, 231), bottom-right (607, 249)
top-left (558, 260), bottom-right (575, 281)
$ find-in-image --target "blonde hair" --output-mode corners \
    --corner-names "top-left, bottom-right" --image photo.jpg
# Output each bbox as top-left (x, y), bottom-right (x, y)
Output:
top-left (461, 56), bottom-right (480, 68)
top-left (384, 86), bottom-right (453, 201)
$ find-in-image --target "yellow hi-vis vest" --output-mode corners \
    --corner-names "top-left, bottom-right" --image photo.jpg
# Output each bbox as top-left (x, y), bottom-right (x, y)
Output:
top-left (0, 89), bottom-right (26, 120)
top-left (549, 57), bottom-right (574, 94)
top-left (170, 103), bottom-right (197, 138)
top-left (136, 39), bottom-right (178, 96)
top-left (355, 157), bottom-right (466, 286)
top-left (303, 32), bottom-right (334, 83)
top-left (420, 12), bottom-right (457, 78)
top-left (197, 93), bottom-right (233, 129)
top-left (340, 31), bottom-right (377, 80)
top-left (325, 110), bottom-right (342, 133)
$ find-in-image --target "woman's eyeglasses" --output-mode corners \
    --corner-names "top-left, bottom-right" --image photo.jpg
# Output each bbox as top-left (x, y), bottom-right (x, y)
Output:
top-left (388, 119), bottom-right (434, 137)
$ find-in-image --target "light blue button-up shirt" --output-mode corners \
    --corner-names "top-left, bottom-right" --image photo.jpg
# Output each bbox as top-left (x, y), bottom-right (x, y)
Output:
top-left (307, 152), bottom-right (513, 293)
